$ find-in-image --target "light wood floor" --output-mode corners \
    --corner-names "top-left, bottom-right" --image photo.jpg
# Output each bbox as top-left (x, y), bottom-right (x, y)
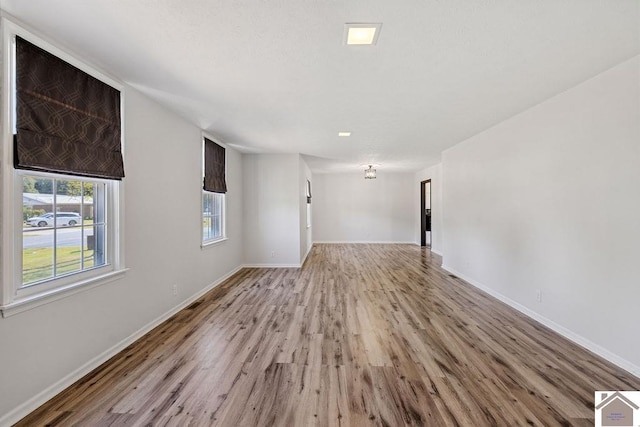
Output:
top-left (16, 244), bottom-right (640, 426)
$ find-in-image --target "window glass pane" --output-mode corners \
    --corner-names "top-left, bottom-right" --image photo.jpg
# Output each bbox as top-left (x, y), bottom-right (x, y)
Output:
top-left (212, 194), bottom-right (221, 237)
top-left (92, 182), bottom-right (106, 225)
top-left (84, 182), bottom-right (97, 225)
top-left (56, 228), bottom-right (82, 276)
top-left (23, 176), bottom-right (53, 229)
top-left (85, 224), bottom-right (106, 269)
top-left (55, 179), bottom-right (83, 230)
top-left (23, 175), bottom-right (55, 285)
top-left (203, 192), bottom-right (213, 240)
top-left (23, 228), bottom-right (54, 285)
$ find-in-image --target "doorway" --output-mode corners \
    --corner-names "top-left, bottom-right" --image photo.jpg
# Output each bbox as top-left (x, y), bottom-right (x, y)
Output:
top-left (420, 180), bottom-right (431, 247)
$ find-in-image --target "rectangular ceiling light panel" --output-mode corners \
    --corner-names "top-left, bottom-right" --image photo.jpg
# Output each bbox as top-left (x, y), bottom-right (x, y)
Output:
top-left (345, 23), bottom-right (382, 45)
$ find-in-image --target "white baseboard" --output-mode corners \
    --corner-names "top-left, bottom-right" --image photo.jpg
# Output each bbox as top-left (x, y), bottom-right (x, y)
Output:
top-left (0, 264), bottom-right (244, 427)
top-left (441, 265), bottom-right (640, 379)
top-left (313, 241), bottom-right (417, 244)
top-left (313, 241), bottom-right (439, 255)
top-left (243, 263), bottom-right (301, 268)
top-left (243, 244), bottom-right (313, 270)
top-left (243, 243), bottom-right (424, 269)
top-left (425, 246), bottom-right (442, 255)
top-left (408, 241), bottom-right (443, 256)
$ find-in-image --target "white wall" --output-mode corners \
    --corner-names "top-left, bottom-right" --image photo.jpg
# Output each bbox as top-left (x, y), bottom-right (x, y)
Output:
top-left (243, 154), bottom-right (301, 266)
top-left (299, 158), bottom-right (312, 263)
top-left (0, 88), bottom-right (245, 422)
top-left (414, 164), bottom-right (443, 254)
top-left (313, 172), bottom-right (415, 243)
top-left (442, 56), bottom-right (640, 374)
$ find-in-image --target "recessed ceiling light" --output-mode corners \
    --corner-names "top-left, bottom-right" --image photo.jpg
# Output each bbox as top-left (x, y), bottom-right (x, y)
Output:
top-left (345, 23), bottom-right (382, 45)
top-left (338, 132), bottom-right (351, 137)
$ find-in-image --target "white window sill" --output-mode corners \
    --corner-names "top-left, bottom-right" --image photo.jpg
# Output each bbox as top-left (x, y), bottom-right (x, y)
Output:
top-left (201, 237), bottom-right (228, 249)
top-left (0, 268), bottom-right (128, 318)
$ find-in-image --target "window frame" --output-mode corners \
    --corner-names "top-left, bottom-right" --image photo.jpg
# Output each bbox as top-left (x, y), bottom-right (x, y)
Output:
top-left (16, 170), bottom-right (115, 297)
top-left (201, 134), bottom-right (227, 247)
top-left (0, 18), bottom-right (126, 317)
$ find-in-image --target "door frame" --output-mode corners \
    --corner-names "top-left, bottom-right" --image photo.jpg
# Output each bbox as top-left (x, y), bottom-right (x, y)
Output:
top-left (420, 179), bottom-right (431, 247)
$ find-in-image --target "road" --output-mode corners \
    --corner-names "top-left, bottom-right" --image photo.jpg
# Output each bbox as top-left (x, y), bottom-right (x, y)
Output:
top-left (23, 227), bottom-right (93, 249)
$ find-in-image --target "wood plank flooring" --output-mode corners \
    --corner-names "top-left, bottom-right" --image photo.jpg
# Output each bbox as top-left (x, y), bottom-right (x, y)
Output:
top-left (16, 244), bottom-right (640, 426)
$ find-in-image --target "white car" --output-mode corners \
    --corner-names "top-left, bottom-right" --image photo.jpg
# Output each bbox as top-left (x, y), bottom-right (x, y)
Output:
top-left (26, 212), bottom-right (81, 227)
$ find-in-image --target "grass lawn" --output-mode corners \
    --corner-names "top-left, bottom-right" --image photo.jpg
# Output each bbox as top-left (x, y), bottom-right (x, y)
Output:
top-left (23, 246), bottom-right (94, 284)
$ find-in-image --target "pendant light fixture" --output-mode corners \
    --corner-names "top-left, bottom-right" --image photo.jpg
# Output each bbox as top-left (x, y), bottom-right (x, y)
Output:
top-left (364, 165), bottom-right (376, 179)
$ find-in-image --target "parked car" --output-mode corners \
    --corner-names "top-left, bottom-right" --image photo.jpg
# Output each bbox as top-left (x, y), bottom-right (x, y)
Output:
top-left (26, 212), bottom-right (81, 227)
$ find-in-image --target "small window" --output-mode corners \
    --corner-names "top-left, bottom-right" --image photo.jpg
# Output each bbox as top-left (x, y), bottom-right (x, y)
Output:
top-left (306, 179), bottom-right (312, 228)
top-left (202, 136), bottom-right (227, 245)
top-left (202, 192), bottom-right (224, 242)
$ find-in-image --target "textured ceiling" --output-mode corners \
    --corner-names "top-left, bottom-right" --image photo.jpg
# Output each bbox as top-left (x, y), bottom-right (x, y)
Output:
top-left (2, 0), bottom-right (639, 172)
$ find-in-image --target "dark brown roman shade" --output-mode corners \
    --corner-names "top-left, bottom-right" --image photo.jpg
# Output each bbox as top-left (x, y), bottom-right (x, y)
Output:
top-left (14, 36), bottom-right (124, 180)
top-left (204, 138), bottom-right (227, 193)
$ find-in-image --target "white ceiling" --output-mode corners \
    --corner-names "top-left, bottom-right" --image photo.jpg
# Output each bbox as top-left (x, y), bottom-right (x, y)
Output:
top-left (2, 0), bottom-right (638, 173)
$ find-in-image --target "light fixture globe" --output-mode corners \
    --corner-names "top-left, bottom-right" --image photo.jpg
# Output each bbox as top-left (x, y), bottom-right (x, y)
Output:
top-left (364, 165), bottom-right (376, 179)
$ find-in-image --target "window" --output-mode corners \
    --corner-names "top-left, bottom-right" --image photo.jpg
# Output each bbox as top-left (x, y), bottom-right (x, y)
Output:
top-left (203, 192), bottom-right (224, 242)
top-left (202, 137), bottom-right (227, 245)
top-left (306, 179), bottom-right (312, 228)
top-left (21, 174), bottom-right (109, 287)
top-left (1, 21), bottom-right (125, 315)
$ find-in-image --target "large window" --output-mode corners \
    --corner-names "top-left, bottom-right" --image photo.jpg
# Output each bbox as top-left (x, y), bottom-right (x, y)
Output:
top-left (202, 137), bottom-right (227, 245)
top-left (21, 174), bottom-right (108, 287)
top-left (1, 21), bottom-right (125, 315)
